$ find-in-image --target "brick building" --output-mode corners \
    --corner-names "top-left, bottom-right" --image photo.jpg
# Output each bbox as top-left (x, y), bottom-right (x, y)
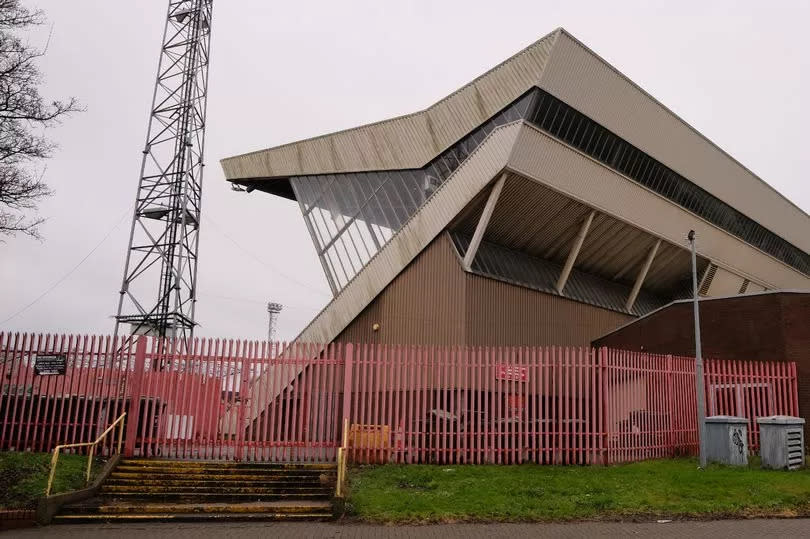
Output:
top-left (593, 291), bottom-right (810, 441)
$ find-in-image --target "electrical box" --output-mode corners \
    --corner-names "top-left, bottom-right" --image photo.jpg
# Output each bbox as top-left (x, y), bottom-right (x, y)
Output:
top-left (757, 416), bottom-right (805, 470)
top-left (705, 416), bottom-right (748, 466)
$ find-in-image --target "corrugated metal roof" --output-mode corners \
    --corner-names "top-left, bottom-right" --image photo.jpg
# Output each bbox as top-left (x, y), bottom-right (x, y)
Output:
top-left (451, 173), bottom-right (699, 294)
top-left (507, 124), bottom-right (809, 291)
top-left (220, 30), bottom-right (559, 180)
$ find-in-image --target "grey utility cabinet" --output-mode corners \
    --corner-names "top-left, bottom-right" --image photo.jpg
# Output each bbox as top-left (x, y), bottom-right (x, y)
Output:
top-left (757, 416), bottom-right (805, 470)
top-left (705, 416), bottom-right (748, 466)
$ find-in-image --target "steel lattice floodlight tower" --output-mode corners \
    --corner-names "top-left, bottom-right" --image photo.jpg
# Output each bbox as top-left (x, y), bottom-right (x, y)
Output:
top-left (267, 302), bottom-right (283, 342)
top-left (115, 0), bottom-right (214, 341)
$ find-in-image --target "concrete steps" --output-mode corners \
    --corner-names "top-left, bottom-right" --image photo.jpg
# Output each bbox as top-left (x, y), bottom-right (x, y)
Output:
top-left (109, 470), bottom-right (325, 481)
top-left (106, 478), bottom-right (322, 487)
top-left (53, 458), bottom-right (336, 523)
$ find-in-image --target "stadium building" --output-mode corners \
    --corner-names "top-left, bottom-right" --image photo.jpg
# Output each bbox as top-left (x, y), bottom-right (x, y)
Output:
top-left (221, 28), bottom-right (810, 347)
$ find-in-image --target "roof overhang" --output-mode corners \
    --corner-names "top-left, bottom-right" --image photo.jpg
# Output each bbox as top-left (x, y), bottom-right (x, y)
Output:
top-left (221, 29), bottom-right (558, 181)
top-left (221, 28), bottom-right (809, 255)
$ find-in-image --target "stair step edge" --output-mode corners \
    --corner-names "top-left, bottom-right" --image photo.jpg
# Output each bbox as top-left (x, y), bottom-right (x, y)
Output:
top-left (52, 512), bottom-right (332, 522)
top-left (63, 504), bottom-right (331, 515)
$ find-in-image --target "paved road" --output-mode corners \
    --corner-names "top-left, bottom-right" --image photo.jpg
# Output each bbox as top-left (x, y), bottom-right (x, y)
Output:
top-left (4, 519), bottom-right (810, 538)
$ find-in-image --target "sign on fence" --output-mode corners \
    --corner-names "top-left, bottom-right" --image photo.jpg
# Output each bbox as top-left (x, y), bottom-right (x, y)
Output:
top-left (496, 363), bottom-right (527, 382)
top-left (33, 353), bottom-right (67, 375)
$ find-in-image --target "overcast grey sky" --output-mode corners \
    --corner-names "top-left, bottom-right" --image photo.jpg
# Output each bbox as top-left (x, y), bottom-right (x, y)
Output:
top-left (1, 0), bottom-right (808, 341)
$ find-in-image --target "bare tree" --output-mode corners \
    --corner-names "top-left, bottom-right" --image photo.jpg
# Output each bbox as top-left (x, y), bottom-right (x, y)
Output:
top-left (0, 0), bottom-right (80, 239)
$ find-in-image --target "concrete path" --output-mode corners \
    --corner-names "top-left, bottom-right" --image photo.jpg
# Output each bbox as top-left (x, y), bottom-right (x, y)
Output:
top-left (5, 519), bottom-right (810, 538)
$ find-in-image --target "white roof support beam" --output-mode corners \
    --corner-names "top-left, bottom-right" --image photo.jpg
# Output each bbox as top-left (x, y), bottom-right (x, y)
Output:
top-left (556, 210), bottom-right (596, 294)
top-left (301, 215), bottom-right (339, 296)
top-left (625, 239), bottom-right (662, 312)
top-left (463, 172), bottom-right (507, 271)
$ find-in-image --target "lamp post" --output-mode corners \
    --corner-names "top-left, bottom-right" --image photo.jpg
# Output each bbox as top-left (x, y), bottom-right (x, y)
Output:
top-left (688, 230), bottom-right (708, 468)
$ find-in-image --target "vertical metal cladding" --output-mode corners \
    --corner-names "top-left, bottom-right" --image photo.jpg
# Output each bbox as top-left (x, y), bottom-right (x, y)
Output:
top-left (464, 273), bottom-right (633, 346)
top-left (336, 234), bottom-right (466, 345)
top-left (539, 31), bottom-right (809, 255)
top-left (337, 231), bottom-right (634, 347)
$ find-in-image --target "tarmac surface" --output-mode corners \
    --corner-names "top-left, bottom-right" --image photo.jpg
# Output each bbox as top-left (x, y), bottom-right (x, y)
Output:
top-left (4, 519), bottom-right (810, 538)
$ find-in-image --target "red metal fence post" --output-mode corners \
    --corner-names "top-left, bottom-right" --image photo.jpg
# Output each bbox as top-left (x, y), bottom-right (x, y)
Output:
top-left (666, 354), bottom-right (674, 456)
top-left (790, 362), bottom-right (799, 416)
top-left (236, 353), bottom-right (250, 461)
top-left (124, 336), bottom-right (147, 457)
top-left (342, 343), bottom-right (353, 442)
top-left (599, 347), bottom-right (608, 465)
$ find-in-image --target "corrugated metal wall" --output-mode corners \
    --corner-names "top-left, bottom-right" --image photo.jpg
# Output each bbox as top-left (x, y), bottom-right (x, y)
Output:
top-left (338, 232), bottom-right (633, 346)
top-left (464, 273), bottom-right (633, 346)
top-left (336, 234), bottom-right (466, 344)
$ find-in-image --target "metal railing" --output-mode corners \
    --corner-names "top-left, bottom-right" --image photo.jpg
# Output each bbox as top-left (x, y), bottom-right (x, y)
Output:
top-left (335, 418), bottom-right (349, 498)
top-left (45, 412), bottom-right (126, 497)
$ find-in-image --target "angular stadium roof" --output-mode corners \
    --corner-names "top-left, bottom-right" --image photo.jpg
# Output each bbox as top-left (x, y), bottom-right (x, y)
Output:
top-left (222, 28), bottom-right (808, 250)
top-left (221, 28), bottom-right (810, 345)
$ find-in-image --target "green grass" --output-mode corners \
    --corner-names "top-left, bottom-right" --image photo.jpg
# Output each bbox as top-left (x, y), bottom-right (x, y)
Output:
top-left (347, 458), bottom-right (810, 523)
top-left (0, 452), bottom-right (103, 509)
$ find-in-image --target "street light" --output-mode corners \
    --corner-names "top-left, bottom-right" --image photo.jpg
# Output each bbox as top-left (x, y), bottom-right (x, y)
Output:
top-left (688, 230), bottom-right (708, 468)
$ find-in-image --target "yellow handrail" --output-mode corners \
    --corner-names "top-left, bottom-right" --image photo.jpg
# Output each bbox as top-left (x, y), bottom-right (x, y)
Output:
top-left (45, 412), bottom-right (127, 497)
top-left (335, 418), bottom-right (349, 498)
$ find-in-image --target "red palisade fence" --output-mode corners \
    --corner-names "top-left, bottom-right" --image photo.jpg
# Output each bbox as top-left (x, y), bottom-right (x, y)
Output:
top-left (0, 333), bottom-right (799, 464)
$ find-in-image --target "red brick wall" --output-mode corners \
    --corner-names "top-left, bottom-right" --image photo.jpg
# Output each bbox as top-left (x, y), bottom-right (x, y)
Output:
top-left (779, 294), bottom-right (810, 443)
